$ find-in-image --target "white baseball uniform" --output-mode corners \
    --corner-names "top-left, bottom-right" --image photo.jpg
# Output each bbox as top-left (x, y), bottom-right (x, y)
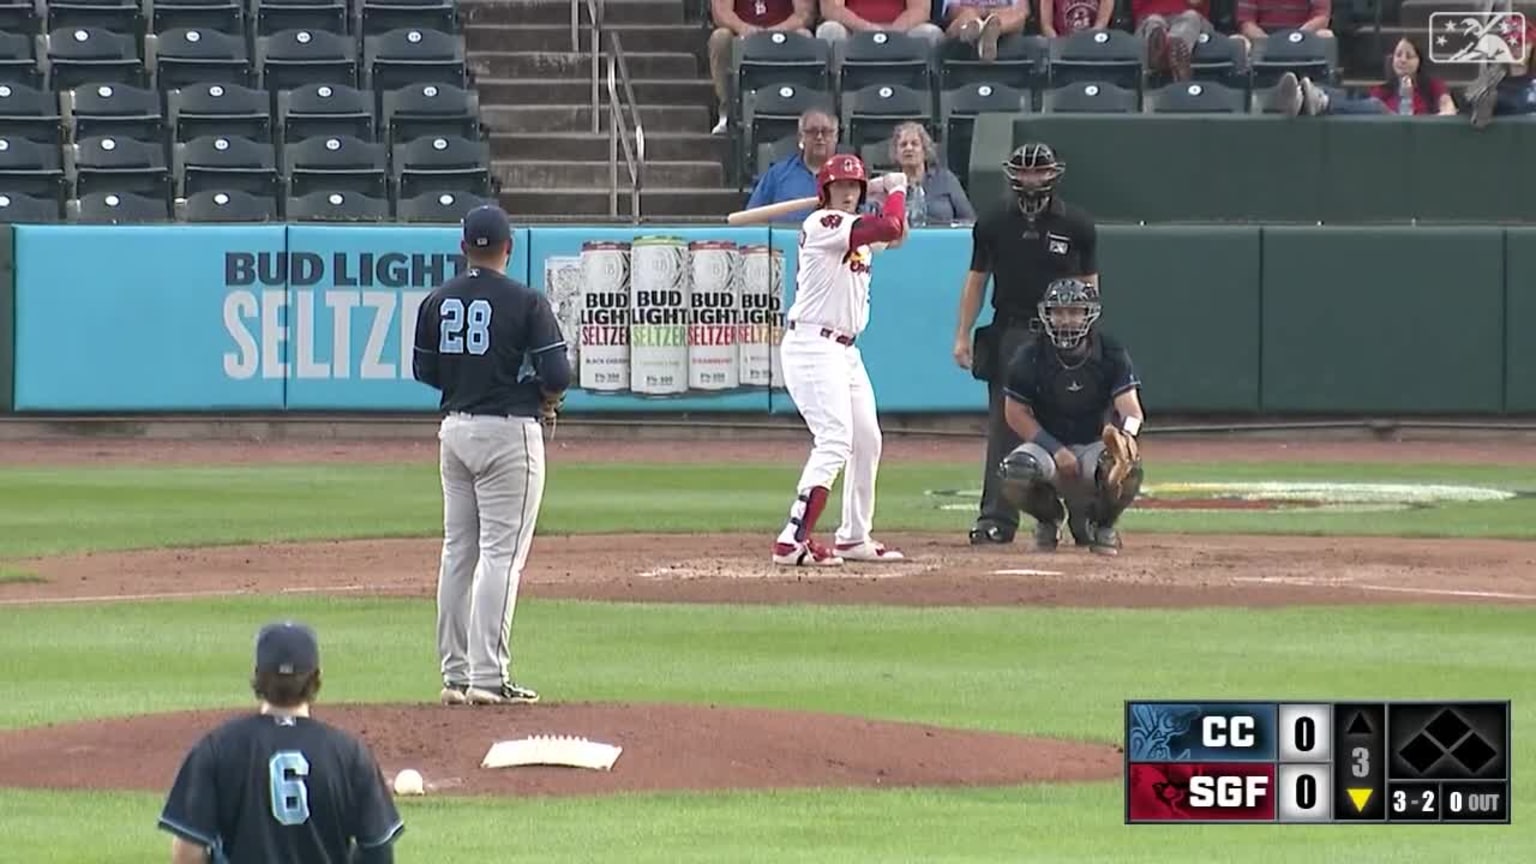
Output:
top-left (774, 207), bottom-right (884, 548)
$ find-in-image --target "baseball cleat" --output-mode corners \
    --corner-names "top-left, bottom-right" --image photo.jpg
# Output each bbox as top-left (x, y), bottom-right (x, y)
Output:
top-left (440, 683), bottom-right (470, 706)
top-left (968, 523), bottom-right (1014, 545)
top-left (834, 539), bottom-right (906, 562)
top-left (772, 539), bottom-right (844, 567)
top-left (1090, 525), bottom-right (1122, 556)
top-left (1032, 520), bottom-right (1060, 552)
top-left (466, 682), bottom-right (540, 705)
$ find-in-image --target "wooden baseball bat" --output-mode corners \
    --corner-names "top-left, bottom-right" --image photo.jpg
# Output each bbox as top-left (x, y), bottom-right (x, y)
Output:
top-left (725, 196), bottom-right (820, 226)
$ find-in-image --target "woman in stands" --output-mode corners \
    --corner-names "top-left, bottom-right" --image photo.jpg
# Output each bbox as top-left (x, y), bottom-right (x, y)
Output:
top-left (882, 122), bottom-right (975, 226)
top-left (1277, 36), bottom-right (1457, 116)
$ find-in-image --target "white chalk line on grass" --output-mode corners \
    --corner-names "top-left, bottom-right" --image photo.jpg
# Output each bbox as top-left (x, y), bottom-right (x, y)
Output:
top-left (1231, 576), bottom-right (1536, 601)
top-left (0, 584), bottom-right (372, 607)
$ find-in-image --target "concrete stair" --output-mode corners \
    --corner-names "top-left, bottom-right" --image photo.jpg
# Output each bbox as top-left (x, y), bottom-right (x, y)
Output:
top-left (463, 0), bottom-right (737, 220)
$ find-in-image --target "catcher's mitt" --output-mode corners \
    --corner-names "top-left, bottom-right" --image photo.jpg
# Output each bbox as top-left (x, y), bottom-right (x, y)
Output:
top-left (1100, 423), bottom-right (1141, 498)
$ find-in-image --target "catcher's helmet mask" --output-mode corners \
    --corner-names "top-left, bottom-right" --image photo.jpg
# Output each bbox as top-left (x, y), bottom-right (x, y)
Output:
top-left (1038, 277), bottom-right (1100, 351)
top-left (1005, 142), bottom-right (1064, 218)
top-left (818, 154), bottom-right (869, 210)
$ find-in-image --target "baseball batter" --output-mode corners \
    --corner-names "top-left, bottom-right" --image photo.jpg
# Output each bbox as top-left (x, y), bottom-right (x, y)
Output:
top-left (772, 154), bottom-right (911, 567)
top-left (411, 206), bottom-right (571, 706)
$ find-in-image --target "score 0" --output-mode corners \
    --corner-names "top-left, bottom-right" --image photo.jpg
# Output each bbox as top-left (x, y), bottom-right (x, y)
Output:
top-left (1276, 704), bottom-right (1335, 823)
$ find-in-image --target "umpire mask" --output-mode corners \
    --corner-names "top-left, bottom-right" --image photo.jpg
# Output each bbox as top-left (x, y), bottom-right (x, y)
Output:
top-left (1038, 278), bottom-right (1100, 350)
top-left (1004, 142), bottom-right (1064, 217)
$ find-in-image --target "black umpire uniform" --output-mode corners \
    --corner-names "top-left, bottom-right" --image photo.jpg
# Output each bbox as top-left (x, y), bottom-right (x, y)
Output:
top-left (958, 141), bottom-right (1099, 544)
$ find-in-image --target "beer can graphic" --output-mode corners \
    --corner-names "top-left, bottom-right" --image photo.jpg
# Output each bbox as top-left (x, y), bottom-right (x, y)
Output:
top-left (578, 241), bottom-right (631, 392)
top-left (737, 244), bottom-right (784, 389)
top-left (686, 240), bottom-right (740, 391)
top-left (629, 235), bottom-right (689, 396)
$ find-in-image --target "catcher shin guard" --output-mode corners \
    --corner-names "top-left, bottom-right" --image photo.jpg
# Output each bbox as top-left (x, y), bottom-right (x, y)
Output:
top-left (777, 485), bottom-right (831, 545)
top-left (998, 443), bottom-right (1065, 524)
top-left (1093, 444), bottom-right (1143, 528)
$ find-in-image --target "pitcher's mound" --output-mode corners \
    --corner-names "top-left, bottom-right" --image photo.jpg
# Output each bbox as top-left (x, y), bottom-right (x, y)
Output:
top-left (0, 702), bottom-right (1120, 797)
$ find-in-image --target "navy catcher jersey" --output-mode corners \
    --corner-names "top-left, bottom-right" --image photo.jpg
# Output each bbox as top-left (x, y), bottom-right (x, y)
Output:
top-left (158, 713), bottom-right (403, 864)
top-left (412, 267), bottom-right (570, 418)
top-left (1003, 331), bottom-right (1140, 446)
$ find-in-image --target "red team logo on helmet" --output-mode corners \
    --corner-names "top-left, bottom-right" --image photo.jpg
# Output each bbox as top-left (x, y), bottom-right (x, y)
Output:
top-left (817, 155), bottom-right (868, 204)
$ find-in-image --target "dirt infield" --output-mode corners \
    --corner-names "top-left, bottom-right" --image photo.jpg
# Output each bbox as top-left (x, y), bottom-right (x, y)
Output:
top-left (0, 702), bottom-right (1120, 797)
top-left (2, 433), bottom-right (1533, 802)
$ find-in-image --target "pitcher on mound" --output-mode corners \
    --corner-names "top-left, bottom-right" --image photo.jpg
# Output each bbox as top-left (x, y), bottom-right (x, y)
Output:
top-left (771, 154), bottom-right (911, 567)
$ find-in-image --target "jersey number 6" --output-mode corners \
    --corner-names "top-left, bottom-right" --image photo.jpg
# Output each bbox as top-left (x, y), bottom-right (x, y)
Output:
top-left (440, 298), bottom-right (493, 356)
top-left (269, 751), bottom-right (311, 826)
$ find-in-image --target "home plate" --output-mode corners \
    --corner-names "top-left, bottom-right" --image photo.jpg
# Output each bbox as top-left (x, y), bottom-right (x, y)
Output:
top-left (992, 569), bottom-right (1064, 576)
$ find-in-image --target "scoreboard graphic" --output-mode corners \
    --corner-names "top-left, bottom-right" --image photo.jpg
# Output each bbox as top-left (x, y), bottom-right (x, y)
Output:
top-left (1125, 701), bottom-right (1511, 824)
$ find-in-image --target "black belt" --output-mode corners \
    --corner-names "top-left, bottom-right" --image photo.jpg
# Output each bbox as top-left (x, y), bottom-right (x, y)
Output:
top-left (788, 320), bottom-right (855, 346)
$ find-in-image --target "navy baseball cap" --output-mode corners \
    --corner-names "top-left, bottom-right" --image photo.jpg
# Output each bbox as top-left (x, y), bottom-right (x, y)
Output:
top-left (255, 621), bottom-right (319, 675)
top-left (462, 204), bottom-right (512, 250)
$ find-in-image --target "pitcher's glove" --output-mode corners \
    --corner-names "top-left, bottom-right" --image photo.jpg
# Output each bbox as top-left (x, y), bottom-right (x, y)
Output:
top-left (1100, 422), bottom-right (1141, 497)
top-left (539, 391), bottom-right (565, 427)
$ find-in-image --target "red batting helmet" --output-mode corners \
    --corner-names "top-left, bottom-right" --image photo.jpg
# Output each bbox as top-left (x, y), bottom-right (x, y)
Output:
top-left (817, 154), bottom-right (868, 206)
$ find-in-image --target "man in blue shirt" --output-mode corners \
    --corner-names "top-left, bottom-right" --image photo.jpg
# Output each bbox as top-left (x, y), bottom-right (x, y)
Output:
top-left (745, 107), bottom-right (842, 223)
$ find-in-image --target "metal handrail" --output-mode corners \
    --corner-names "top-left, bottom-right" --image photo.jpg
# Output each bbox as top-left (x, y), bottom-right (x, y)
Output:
top-left (577, 0), bottom-right (602, 133)
top-left (607, 31), bottom-right (645, 221)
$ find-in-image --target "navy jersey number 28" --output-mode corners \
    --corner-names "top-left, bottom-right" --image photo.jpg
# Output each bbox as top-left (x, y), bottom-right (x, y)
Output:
top-left (440, 298), bottom-right (492, 355)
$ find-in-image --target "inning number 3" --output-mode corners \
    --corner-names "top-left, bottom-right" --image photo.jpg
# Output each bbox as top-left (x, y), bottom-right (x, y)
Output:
top-left (440, 298), bottom-right (492, 355)
top-left (269, 751), bottom-right (311, 826)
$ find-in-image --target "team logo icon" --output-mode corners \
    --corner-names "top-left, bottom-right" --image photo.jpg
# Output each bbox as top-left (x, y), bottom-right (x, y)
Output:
top-left (1428, 12), bottom-right (1527, 63)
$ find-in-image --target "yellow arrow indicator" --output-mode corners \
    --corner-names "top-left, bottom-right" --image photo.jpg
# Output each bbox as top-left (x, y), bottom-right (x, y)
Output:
top-left (1348, 788), bottom-right (1373, 811)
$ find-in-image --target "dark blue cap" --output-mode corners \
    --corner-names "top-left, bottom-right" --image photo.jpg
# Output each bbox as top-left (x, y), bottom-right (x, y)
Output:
top-left (462, 204), bottom-right (512, 250)
top-left (255, 621), bottom-right (319, 675)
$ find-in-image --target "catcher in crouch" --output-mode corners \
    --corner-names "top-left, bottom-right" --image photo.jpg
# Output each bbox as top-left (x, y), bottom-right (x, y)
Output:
top-left (996, 277), bottom-right (1144, 555)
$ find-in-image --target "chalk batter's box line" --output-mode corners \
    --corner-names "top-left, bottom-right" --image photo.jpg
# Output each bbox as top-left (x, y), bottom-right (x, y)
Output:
top-left (1121, 700), bottom-right (1513, 826)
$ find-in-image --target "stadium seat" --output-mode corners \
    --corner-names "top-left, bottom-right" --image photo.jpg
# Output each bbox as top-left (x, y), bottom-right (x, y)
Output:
top-left (395, 189), bottom-right (490, 222)
top-left (1042, 80), bottom-right (1138, 113)
top-left (68, 134), bottom-right (171, 199)
top-left (940, 82), bottom-right (1030, 183)
top-left (857, 138), bottom-right (896, 173)
top-left (0, 0), bottom-right (41, 38)
top-left (46, 0), bottom-right (143, 43)
top-left (0, 31), bottom-right (43, 88)
top-left (283, 134), bottom-right (387, 199)
top-left (0, 83), bottom-right (64, 145)
top-left (938, 33), bottom-right (1045, 91)
top-left (175, 133), bottom-right (279, 197)
top-left (0, 190), bottom-right (62, 222)
top-left (357, 0), bottom-right (457, 38)
top-left (837, 30), bottom-right (932, 93)
top-left (391, 134), bottom-right (490, 199)
top-left (0, 135), bottom-right (66, 203)
top-left (63, 82), bottom-right (164, 143)
top-left (180, 188), bottom-right (279, 221)
top-left (147, 0), bottom-right (245, 35)
top-left (1145, 80), bottom-right (1247, 113)
top-left (733, 30), bottom-right (831, 112)
top-left (168, 81), bottom-right (272, 142)
top-left (742, 82), bottom-right (832, 163)
top-left (381, 82), bottom-right (480, 147)
top-left (1249, 29), bottom-right (1335, 88)
top-left (363, 28), bottom-right (467, 97)
top-left (254, 0), bottom-right (347, 37)
top-left (841, 83), bottom-right (933, 150)
top-left (69, 189), bottom-right (172, 222)
top-left (278, 83), bottom-right (373, 143)
top-left (1048, 29), bottom-right (1144, 91)
top-left (1186, 28), bottom-right (1245, 88)
top-left (45, 27), bottom-right (144, 90)
top-left (147, 27), bottom-right (250, 90)
top-left (286, 188), bottom-right (389, 221)
top-left (257, 29), bottom-right (358, 92)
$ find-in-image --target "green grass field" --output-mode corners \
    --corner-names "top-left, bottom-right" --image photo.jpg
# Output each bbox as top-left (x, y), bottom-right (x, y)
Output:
top-left (1, 456), bottom-right (1532, 862)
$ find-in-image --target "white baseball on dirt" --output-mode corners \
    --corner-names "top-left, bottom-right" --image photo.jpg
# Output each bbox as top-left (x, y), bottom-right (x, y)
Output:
top-left (393, 768), bottom-right (425, 796)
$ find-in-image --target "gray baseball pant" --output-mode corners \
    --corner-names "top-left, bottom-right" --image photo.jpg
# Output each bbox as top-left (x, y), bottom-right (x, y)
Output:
top-left (1011, 439), bottom-right (1107, 522)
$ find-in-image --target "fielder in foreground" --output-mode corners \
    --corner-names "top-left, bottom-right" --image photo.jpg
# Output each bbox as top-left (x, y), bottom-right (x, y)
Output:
top-left (997, 278), bottom-right (1144, 555)
top-left (157, 621), bottom-right (404, 864)
top-left (772, 154), bottom-right (911, 566)
top-left (412, 206), bottom-right (571, 706)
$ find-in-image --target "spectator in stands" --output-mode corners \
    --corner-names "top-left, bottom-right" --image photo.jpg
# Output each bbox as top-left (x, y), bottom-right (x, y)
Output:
top-left (1273, 39), bottom-right (1456, 117)
top-left (708, 0), bottom-right (816, 134)
top-left (745, 107), bottom-right (842, 222)
top-left (1038, 0), bottom-right (1113, 38)
top-left (942, 0), bottom-right (1030, 61)
top-left (1233, 0), bottom-right (1333, 59)
top-left (1467, 19), bottom-right (1536, 128)
top-left (887, 121), bottom-right (975, 224)
top-left (816, 0), bottom-right (945, 45)
top-left (1132, 0), bottom-right (1212, 81)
